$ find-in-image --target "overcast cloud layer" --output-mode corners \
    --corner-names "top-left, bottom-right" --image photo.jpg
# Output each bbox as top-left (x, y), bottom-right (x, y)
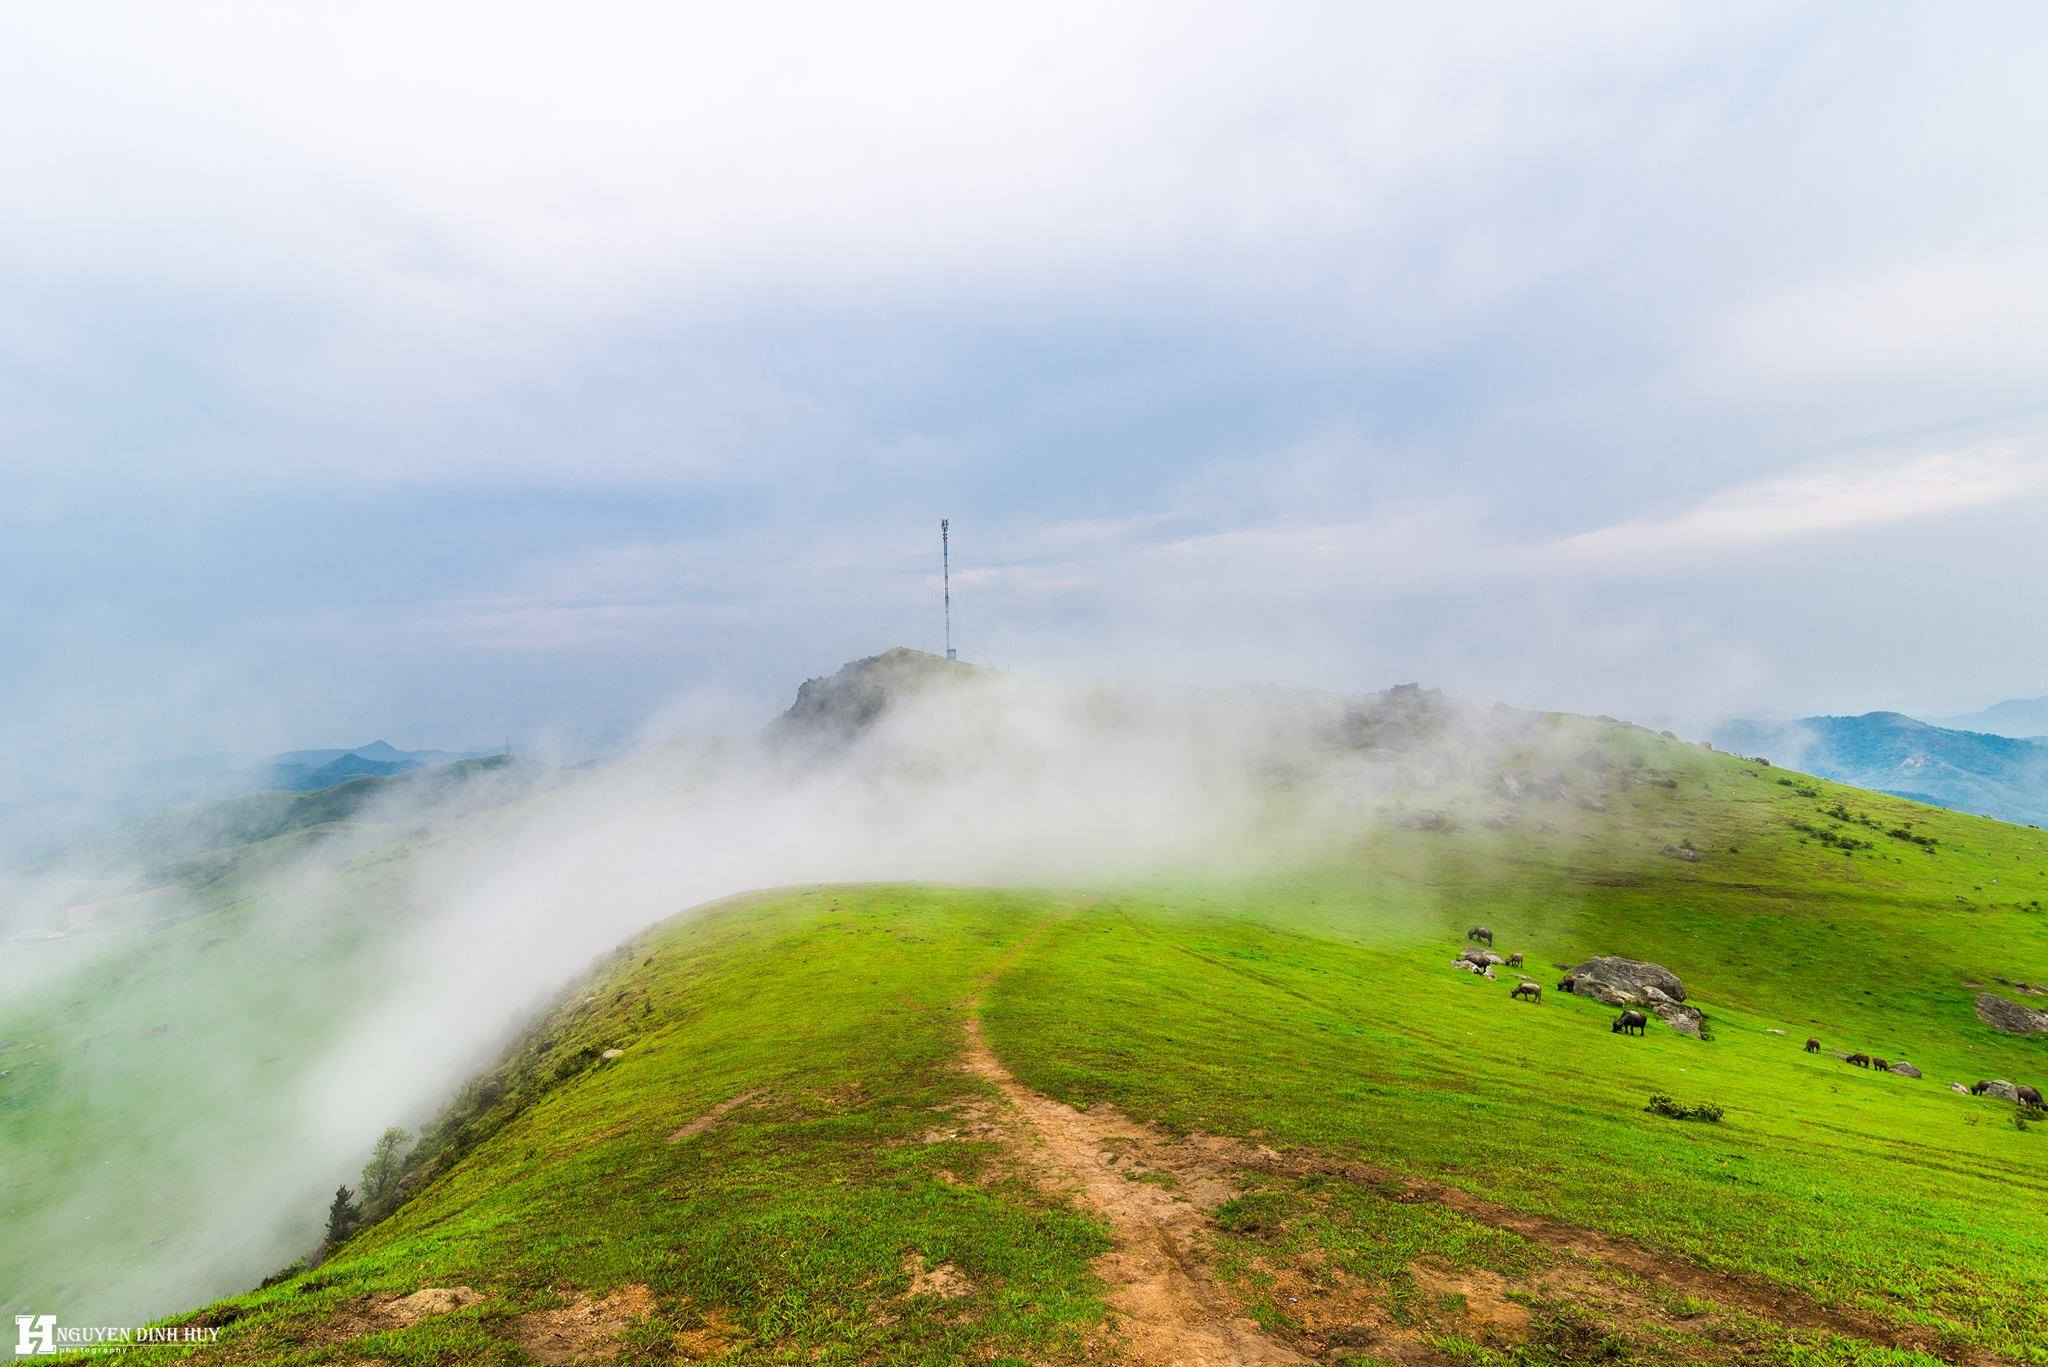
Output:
top-left (4, 2), bottom-right (2047, 787)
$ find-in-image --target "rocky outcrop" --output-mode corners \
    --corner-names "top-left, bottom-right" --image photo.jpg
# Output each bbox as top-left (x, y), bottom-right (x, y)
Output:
top-left (1974, 992), bottom-right (2048, 1036)
top-left (1566, 956), bottom-right (1704, 1037)
top-left (1888, 1061), bottom-right (1922, 1079)
top-left (768, 648), bottom-right (970, 747)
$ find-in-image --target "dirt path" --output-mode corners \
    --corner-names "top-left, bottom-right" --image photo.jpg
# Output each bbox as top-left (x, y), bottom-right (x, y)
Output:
top-left (959, 1012), bottom-right (1322, 1365)
top-left (960, 989), bottom-right (2011, 1367)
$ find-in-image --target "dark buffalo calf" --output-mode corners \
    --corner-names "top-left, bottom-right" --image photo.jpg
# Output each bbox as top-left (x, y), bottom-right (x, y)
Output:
top-left (2020, 1085), bottom-right (2044, 1107)
top-left (1510, 982), bottom-right (1541, 1003)
top-left (1803, 1037), bottom-right (1820, 1053)
top-left (1612, 1009), bottom-right (1647, 1036)
top-left (1557, 976), bottom-right (1577, 994)
top-left (1845, 1052), bottom-right (1871, 1068)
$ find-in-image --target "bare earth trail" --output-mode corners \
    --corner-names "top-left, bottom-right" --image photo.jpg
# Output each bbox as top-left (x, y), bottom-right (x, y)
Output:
top-left (959, 1010), bottom-right (1321, 1366)
top-left (959, 978), bottom-right (2014, 1366)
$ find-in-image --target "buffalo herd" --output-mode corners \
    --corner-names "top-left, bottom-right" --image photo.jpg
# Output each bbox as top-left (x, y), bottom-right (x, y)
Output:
top-left (1459, 931), bottom-right (2043, 1108)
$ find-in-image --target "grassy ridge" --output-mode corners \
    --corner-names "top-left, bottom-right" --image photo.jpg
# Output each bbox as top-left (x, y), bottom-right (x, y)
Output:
top-left (84, 887), bottom-right (1108, 1365)
top-left (24, 728), bottom-right (2048, 1363)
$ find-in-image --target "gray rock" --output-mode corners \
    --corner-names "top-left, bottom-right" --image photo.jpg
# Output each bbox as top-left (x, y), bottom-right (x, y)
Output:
top-left (1974, 993), bottom-right (2048, 1036)
top-left (1889, 1061), bottom-right (1922, 1079)
top-left (1978, 1080), bottom-right (2021, 1101)
top-left (1568, 956), bottom-right (1701, 1035)
top-left (1950, 1083), bottom-right (1972, 1094)
top-left (1570, 956), bottom-right (1686, 1003)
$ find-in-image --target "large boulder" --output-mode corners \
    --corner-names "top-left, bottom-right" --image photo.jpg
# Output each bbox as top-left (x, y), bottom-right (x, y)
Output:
top-left (1889, 1061), bottom-right (1922, 1079)
top-left (1976, 1080), bottom-right (2021, 1102)
top-left (1569, 956), bottom-right (1686, 1003)
top-left (1567, 956), bottom-right (1703, 1036)
top-left (1974, 993), bottom-right (2048, 1036)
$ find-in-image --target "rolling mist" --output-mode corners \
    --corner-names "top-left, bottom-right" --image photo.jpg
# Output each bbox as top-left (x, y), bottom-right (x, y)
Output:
top-left (0, 652), bottom-right (1599, 1332)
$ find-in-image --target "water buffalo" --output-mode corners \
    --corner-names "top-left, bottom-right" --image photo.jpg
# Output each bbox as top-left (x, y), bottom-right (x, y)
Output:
top-left (1803, 1037), bottom-right (1820, 1053)
top-left (1510, 982), bottom-right (1541, 1003)
top-left (1612, 1009), bottom-right (1647, 1036)
top-left (1972, 1080), bottom-right (1997, 1096)
top-left (1845, 1052), bottom-right (1871, 1068)
top-left (1466, 926), bottom-right (1494, 946)
top-left (1557, 976), bottom-right (1577, 994)
top-left (2020, 1085), bottom-right (2044, 1107)
top-left (1873, 1058), bottom-right (1891, 1072)
top-left (1506, 951), bottom-right (1524, 968)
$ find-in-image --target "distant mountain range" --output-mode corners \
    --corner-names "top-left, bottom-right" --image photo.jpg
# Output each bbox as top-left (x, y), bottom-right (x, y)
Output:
top-left (1711, 712), bottom-right (2048, 826)
top-left (1, 742), bottom-right (501, 871)
top-left (213, 740), bottom-right (492, 798)
top-left (1932, 694), bottom-right (2048, 739)
top-left (103, 740), bottom-right (497, 806)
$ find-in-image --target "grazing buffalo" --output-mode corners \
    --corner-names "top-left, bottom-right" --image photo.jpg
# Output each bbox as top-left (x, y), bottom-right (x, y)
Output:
top-left (2020, 1085), bottom-right (2044, 1107)
top-left (1507, 951), bottom-right (1524, 968)
top-left (1845, 1053), bottom-right (1871, 1068)
top-left (1972, 1080), bottom-right (1995, 1096)
top-left (1873, 1058), bottom-right (1891, 1072)
top-left (1557, 976), bottom-right (1577, 994)
top-left (1612, 1009), bottom-right (1647, 1036)
top-left (1466, 926), bottom-right (1494, 946)
top-left (1804, 1037), bottom-right (1820, 1053)
top-left (1510, 982), bottom-right (1541, 1003)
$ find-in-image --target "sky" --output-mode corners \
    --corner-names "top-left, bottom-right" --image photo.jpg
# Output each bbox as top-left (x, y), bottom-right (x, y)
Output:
top-left (4, 1), bottom-right (2048, 786)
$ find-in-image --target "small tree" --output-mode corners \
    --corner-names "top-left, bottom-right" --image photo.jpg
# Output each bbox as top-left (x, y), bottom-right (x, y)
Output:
top-left (360, 1127), bottom-right (413, 1205)
top-left (324, 1185), bottom-right (361, 1245)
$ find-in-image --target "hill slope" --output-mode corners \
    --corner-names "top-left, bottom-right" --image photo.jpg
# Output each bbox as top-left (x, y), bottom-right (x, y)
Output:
top-left (59, 707), bottom-right (2048, 1367)
top-left (1712, 710), bottom-right (2048, 826)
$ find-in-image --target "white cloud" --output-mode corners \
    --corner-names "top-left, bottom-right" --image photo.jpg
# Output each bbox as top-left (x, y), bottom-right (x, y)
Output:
top-left (1543, 445), bottom-right (2048, 568)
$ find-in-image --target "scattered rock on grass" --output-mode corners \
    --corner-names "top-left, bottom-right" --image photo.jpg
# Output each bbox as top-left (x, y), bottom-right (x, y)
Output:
top-left (1974, 993), bottom-right (2048, 1036)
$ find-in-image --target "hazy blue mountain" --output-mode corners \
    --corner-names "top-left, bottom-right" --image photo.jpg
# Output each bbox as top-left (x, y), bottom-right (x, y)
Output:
top-left (1932, 694), bottom-right (2048, 739)
top-left (1711, 711), bottom-right (2048, 826)
top-left (199, 741), bottom-right (493, 799)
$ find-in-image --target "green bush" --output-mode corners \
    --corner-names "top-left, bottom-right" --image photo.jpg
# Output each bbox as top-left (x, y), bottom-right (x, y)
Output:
top-left (1646, 1094), bottom-right (1723, 1123)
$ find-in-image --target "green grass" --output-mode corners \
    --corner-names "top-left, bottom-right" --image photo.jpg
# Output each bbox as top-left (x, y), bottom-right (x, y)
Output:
top-left (18, 729), bottom-right (2048, 1363)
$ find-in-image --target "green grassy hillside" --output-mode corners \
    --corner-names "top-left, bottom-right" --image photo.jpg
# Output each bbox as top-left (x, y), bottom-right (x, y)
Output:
top-left (61, 730), bottom-right (2048, 1366)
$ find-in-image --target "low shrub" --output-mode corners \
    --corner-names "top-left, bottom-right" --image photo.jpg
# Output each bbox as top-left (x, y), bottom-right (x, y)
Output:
top-left (1646, 1094), bottom-right (1723, 1123)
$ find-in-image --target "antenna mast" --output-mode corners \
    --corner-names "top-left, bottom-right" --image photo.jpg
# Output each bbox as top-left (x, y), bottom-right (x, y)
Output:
top-left (941, 518), bottom-right (956, 662)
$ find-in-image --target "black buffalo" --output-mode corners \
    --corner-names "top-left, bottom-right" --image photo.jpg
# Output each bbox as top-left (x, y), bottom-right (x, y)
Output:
top-left (1612, 1009), bottom-right (1647, 1036)
top-left (1803, 1037), bottom-right (1820, 1053)
top-left (2020, 1084), bottom-right (2044, 1108)
top-left (1845, 1052), bottom-right (1871, 1068)
top-left (1466, 926), bottom-right (1494, 946)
